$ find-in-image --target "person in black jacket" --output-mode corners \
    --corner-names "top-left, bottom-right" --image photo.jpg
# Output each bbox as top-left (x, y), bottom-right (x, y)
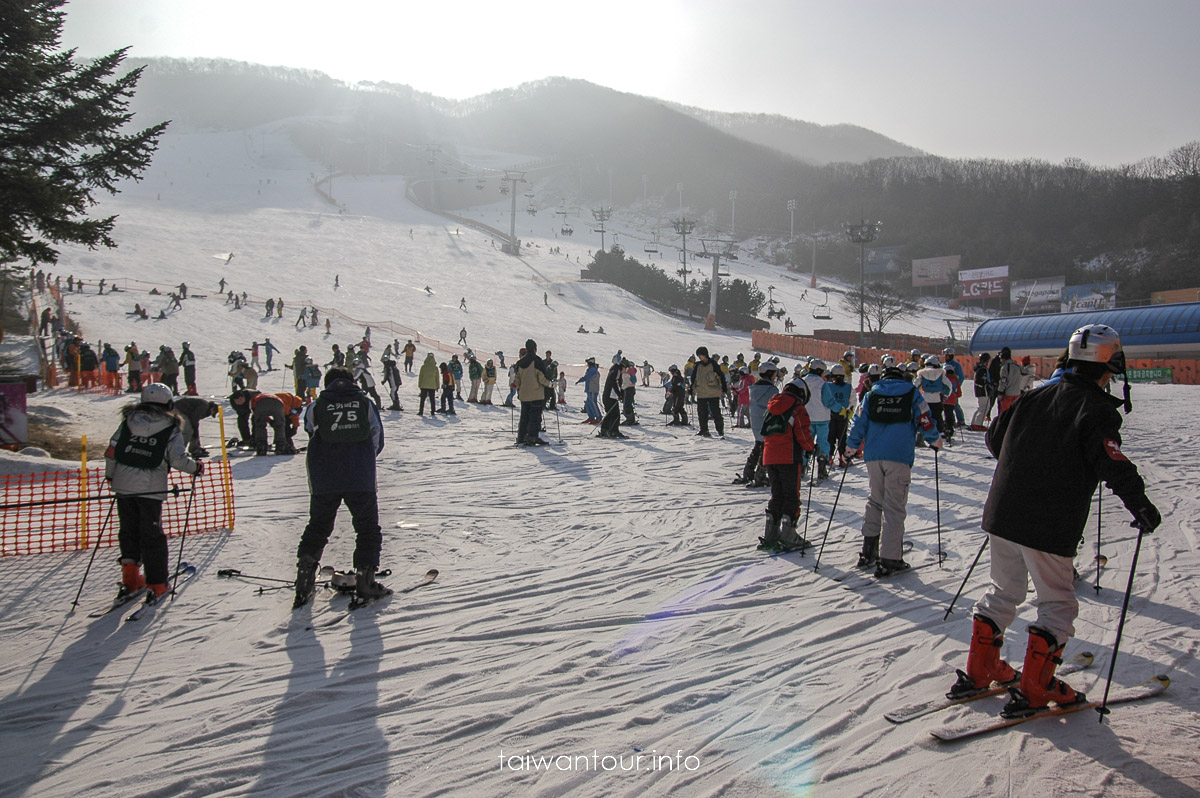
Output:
top-left (954, 324), bottom-right (1160, 715)
top-left (599, 353), bottom-right (626, 438)
top-left (969, 352), bottom-right (993, 430)
top-left (293, 368), bottom-right (389, 607)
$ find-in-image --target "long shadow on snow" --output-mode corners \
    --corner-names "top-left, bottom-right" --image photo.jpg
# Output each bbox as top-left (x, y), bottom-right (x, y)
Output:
top-left (253, 607), bottom-right (390, 795)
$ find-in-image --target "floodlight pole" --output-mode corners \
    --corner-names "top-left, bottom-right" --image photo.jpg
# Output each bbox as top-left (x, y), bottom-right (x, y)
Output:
top-left (729, 190), bottom-right (738, 238)
top-left (843, 219), bottom-right (882, 347)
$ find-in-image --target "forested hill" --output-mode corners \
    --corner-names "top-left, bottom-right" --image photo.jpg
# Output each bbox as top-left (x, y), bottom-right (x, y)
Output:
top-left (125, 58), bottom-right (1200, 300)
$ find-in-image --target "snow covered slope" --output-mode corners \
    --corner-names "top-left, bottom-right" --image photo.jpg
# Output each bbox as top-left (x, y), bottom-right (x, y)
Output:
top-left (1, 128), bottom-right (1197, 798)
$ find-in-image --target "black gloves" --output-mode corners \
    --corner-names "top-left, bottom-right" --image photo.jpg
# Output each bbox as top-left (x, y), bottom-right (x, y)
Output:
top-left (1129, 502), bottom-right (1161, 533)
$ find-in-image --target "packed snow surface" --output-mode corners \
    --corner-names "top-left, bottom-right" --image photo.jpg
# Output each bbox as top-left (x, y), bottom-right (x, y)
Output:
top-left (1, 126), bottom-right (1197, 797)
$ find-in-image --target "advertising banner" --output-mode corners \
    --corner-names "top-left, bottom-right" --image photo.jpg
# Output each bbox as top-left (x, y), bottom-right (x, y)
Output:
top-left (912, 255), bottom-right (960, 287)
top-left (1010, 277), bottom-right (1066, 314)
top-left (0, 382), bottom-right (28, 446)
top-left (1126, 367), bottom-right (1173, 384)
top-left (957, 265), bottom-right (1009, 300)
top-left (1061, 282), bottom-right (1117, 312)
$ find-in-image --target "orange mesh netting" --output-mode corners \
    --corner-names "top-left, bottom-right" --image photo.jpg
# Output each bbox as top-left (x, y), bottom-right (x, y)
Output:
top-left (0, 459), bottom-right (235, 557)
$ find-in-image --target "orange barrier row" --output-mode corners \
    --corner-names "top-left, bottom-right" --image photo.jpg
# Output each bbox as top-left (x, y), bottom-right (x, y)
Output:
top-left (751, 331), bottom-right (1200, 385)
top-left (0, 458), bottom-right (235, 557)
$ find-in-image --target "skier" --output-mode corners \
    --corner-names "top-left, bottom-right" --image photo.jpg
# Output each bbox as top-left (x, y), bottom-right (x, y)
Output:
top-left (104, 383), bottom-right (204, 603)
top-left (250, 341), bottom-right (262, 371)
top-left (263, 338), bottom-right (280, 371)
top-left (665, 365), bottom-right (689, 426)
top-left (690, 347), bottom-right (726, 437)
top-left (467, 354), bottom-right (483, 403)
top-left (577, 357), bottom-right (601, 422)
top-left (439, 362), bottom-right (456, 414)
top-left (293, 367), bottom-right (390, 608)
top-left (449, 354), bottom-right (464, 400)
top-left (803, 359), bottom-right (832, 479)
top-left (354, 357), bottom-right (382, 408)
top-left (954, 324), bottom-right (1159, 716)
top-left (460, 297), bottom-right (467, 310)
top-left (845, 360), bottom-right (943, 575)
top-left (917, 355), bottom-right (953, 442)
top-left (514, 340), bottom-right (551, 445)
top-left (227, 388), bottom-right (261, 446)
top-left (403, 340), bottom-right (416, 372)
top-left (823, 363), bottom-right (854, 467)
top-left (995, 347), bottom-right (1023, 415)
top-left (178, 341), bottom-right (198, 395)
top-left (599, 353), bottom-right (626, 438)
top-left (417, 353), bottom-right (439, 415)
top-left (250, 392), bottom-right (290, 455)
top-left (381, 347), bottom-right (403, 410)
top-left (759, 378), bottom-right (816, 551)
top-left (970, 353), bottom-right (994, 430)
top-left (735, 362), bottom-right (779, 485)
top-left (155, 345), bottom-right (180, 396)
top-left (621, 361), bottom-right (638, 425)
top-left (173, 397), bottom-right (220, 458)
top-left (942, 347), bottom-right (966, 428)
top-left (458, 327), bottom-right (468, 346)
top-left (481, 358), bottom-right (498, 405)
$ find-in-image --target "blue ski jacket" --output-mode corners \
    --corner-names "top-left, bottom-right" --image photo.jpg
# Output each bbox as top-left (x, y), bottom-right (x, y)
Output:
top-left (846, 377), bottom-right (940, 466)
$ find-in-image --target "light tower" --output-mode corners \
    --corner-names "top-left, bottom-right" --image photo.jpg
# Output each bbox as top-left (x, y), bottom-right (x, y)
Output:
top-left (699, 237), bottom-right (737, 330)
top-left (729, 190), bottom-right (738, 238)
top-left (842, 218), bottom-right (883, 346)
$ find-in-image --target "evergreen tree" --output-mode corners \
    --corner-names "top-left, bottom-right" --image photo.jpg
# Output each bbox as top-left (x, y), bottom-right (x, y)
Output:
top-left (0, 1), bottom-right (168, 264)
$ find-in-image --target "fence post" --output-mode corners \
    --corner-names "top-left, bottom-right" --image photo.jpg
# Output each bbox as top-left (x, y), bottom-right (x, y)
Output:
top-left (79, 435), bottom-right (89, 548)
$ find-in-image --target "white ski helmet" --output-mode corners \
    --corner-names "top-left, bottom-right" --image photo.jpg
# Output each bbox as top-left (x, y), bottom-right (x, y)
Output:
top-left (808, 358), bottom-right (827, 373)
top-left (906, 361), bottom-right (920, 373)
top-left (881, 354), bottom-right (897, 369)
top-left (867, 363), bottom-right (882, 377)
top-left (942, 346), bottom-right (955, 356)
top-left (786, 378), bottom-right (811, 404)
top-left (1068, 324), bottom-right (1125, 372)
top-left (759, 361), bottom-right (779, 376)
top-left (829, 363), bottom-right (846, 377)
top-left (141, 382), bottom-right (173, 406)
top-left (924, 355), bottom-right (941, 367)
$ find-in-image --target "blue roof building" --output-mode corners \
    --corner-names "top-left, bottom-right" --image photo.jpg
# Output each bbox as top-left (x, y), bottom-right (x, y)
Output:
top-left (969, 302), bottom-right (1200, 359)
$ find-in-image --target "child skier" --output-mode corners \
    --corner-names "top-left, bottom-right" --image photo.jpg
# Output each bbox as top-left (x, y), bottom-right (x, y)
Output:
top-left (105, 383), bottom-right (204, 602)
top-left (759, 379), bottom-right (816, 551)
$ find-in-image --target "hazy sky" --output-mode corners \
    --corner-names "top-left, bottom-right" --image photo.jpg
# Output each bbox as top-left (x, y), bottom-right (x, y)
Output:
top-left (61, 0), bottom-right (1200, 166)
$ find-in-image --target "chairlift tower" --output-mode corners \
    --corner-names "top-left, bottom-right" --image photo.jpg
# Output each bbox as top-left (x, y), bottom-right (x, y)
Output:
top-left (502, 170), bottom-right (526, 255)
top-left (843, 218), bottom-right (883, 346)
top-left (592, 206), bottom-right (612, 252)
top-left (671, 217), bottom-right (695, 289)
top-left (699, 237), bottom-right (737, 330)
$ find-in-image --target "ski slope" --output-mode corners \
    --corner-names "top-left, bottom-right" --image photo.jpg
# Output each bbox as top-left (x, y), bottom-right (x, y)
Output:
top-left (1, 126), bottom-right (1198, 798)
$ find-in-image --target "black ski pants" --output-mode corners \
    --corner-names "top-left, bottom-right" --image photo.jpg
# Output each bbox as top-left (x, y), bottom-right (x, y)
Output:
top-left (697, 397), bottom-right (724, 435)
top-left (766, 463), bottom-right (800, 523)
top-left (517, 398), bottom-right (545, 444)
top-left (117, 496), bottom-right (169, 585)
top-left (600, 396), bottom-right (621, 437)
top-left (742, 441), bottom-right (764, 481)
top-left (297, 491), bottom-right (382, 570)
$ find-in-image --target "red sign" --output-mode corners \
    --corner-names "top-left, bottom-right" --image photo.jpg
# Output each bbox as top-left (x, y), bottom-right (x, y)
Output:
top-left (959, 277), bottom-right (1008, 299)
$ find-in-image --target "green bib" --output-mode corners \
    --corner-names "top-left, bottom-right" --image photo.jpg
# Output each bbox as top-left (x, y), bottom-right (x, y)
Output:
top-left (113, 422), bottom-right (171, 469)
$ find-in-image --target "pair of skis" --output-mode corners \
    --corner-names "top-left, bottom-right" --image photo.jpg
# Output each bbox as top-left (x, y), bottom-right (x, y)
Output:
top-left (305, 568), bottom-right (439, 629)
top-left (883, 651), bottom-right (1169, 741)
top-left (87, 562), bottom-right (198, 622)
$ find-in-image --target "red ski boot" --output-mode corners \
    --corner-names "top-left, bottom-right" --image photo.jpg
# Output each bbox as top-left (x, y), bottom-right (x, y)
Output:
top-left (949, 615), bottom-right (1018, 697)
top-left (120, 559), bottom-right (146, 595)
top-left (1003, 626), bottom-right (1082, 717)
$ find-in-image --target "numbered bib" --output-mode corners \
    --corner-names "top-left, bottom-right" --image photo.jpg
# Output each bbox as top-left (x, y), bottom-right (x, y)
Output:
top-left (868, 389), bottom-right (914, 424)
top-left (313, 395), bottom-right (371, 443)
top-left (113, 422), bottom-right (171, 469)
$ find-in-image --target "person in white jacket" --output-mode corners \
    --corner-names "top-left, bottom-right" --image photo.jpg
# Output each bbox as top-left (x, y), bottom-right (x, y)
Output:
top-left (916, 355), bottom-right (954, 441)
top-left (105, 383), bottom-right (203, 602)
top-left (802, 359), bottom-right (832, 479)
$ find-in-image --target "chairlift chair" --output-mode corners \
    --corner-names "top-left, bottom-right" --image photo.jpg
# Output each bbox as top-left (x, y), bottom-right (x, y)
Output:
top-left (812, 289), bottom-right (832, 320)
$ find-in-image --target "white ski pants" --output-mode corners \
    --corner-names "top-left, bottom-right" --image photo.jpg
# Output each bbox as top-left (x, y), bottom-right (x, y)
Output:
top-left (973, 533), bottom-right (1078, 644)
top-left (862, 459), bottom-right (912, 560)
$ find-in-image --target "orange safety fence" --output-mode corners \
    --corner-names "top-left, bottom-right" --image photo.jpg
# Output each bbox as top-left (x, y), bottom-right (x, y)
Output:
top-left (0, 458), bottom-right (235, 557)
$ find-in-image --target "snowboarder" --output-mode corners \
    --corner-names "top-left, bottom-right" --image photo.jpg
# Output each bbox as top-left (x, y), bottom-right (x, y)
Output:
top-left (955, 324), bottom-right (1159, 716)
top-left (293, 368), bottom-right (390, 607)
top-left (105, 383), bottom-right (203, 603)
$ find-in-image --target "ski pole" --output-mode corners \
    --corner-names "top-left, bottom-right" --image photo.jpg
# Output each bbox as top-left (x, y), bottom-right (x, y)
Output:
top-left (1095, 488), bottom-right (1103, 595)
top-left (802, 452), bottom-right (816, 544)
top-left (814, 459), bottom-right (851, 571)
top-left (934, 447), bottom-right (943, 566)
top-left (1097, 520), bottom-right (1150, 722)
top-left (943, 535), bottom-right (989, 621)
top-left (171, 472), bottom-right (199, 598)
top-left (69, 496), bottom-right (117, 613)
top-left (217, 568), bottom-right (296, 585)
top-left (554, 402), bottom-right (563, 443)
